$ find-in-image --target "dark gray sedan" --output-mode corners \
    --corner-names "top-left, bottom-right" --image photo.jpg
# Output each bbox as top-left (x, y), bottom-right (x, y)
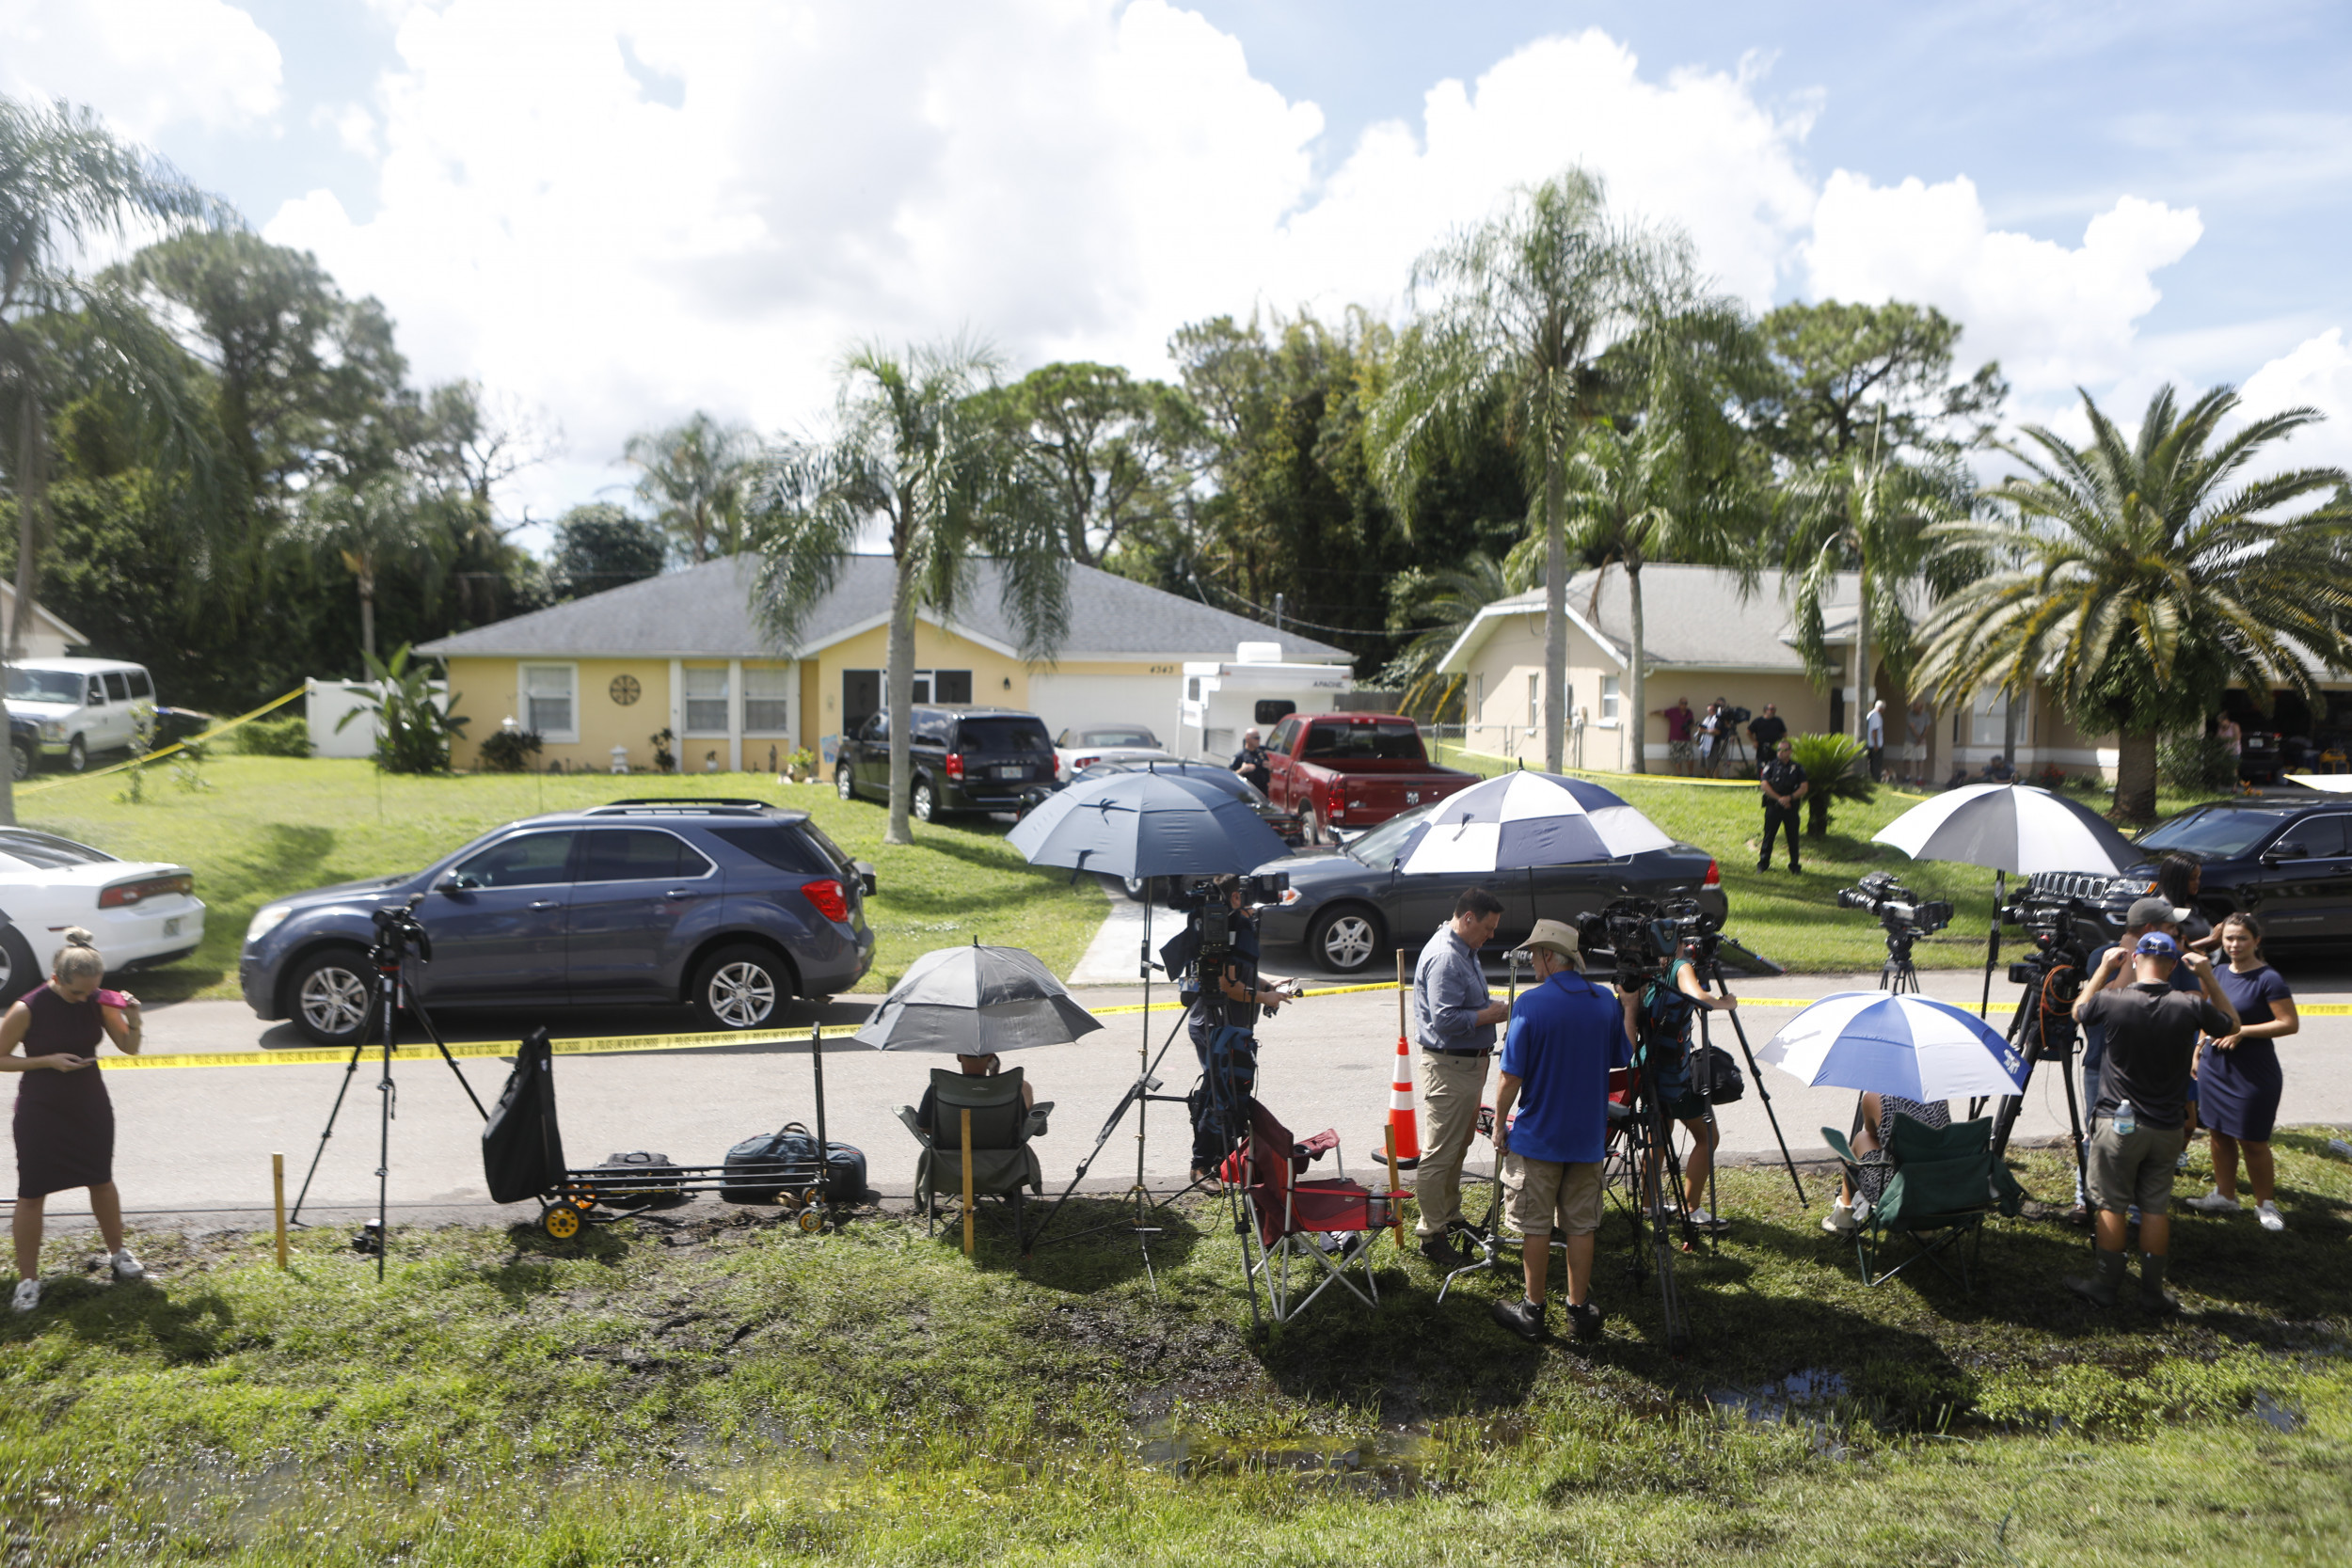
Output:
top-left (1251, 802), bottom-right (1739, 975)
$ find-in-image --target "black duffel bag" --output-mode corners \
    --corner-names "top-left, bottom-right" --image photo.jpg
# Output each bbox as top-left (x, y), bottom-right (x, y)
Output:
top-left (1693, 1043), bottom-right (1746, 1105)
top-left (723, 1122), bottom-right (866, 1204)
top-left (592, 1150), bottom-right (685, 1208)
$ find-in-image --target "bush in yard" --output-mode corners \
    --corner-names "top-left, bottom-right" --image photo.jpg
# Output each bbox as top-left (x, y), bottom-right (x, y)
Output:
top-left (234, 714), bottom-right (313, 757)
top-left (477, 727), bottom-right (544, 773)
top-left (337, 644), bottom-right (469, 774)
top-left (2158, 731), bottom-right (2237, 795)
top-left (1788, 732), bottom-right (1873, 837)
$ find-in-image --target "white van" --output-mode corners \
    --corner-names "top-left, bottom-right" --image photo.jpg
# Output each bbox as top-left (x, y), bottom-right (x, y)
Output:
top-left (6, 658), bottom-right (156, 772)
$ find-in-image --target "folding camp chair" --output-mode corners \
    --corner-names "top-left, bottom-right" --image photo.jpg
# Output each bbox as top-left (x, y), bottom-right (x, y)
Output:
top-left (1234, 1101), bottom-right (1399, 1325)
top-left (1820, 1114), bottom-right (2024, 1290)
top-left (897, 1069), bottom-right (1053, 1246)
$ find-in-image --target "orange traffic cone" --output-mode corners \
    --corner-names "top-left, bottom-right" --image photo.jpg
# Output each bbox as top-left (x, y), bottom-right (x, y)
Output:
top-left (1386, 1030), bottom-right (1422, 1170)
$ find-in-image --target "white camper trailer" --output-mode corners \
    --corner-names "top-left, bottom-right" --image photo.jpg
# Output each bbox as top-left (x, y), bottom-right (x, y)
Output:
top-left (1176, 643), bottom-right (1353, 762)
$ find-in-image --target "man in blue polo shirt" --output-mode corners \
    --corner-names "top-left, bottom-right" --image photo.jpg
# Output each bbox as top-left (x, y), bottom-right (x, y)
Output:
top-left (1489, 919), bottom-right (1631, 1342)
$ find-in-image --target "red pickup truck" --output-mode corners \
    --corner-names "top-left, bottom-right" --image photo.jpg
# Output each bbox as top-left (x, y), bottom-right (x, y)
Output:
top-left (1253, 713), bottom-right (1477, 844)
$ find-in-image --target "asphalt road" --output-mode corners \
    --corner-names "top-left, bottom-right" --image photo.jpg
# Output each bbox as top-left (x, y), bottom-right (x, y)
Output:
top-left (19, 945), bottom-right (2349, 1237)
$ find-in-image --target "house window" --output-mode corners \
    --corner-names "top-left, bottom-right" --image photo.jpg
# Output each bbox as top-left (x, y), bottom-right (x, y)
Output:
top-left (521, 664), bottom-right (576, 740)
top-left (910, 669), bottom-right (972, 705)
top-left (744, 667), bottom-right (790, 734)
top-left (1471, 673), bottom-right (1484, 720)
top-left (1527, 673), bottom-right (1539, 730)
top-left (1600, 676), bottom-right (1620, 722)
top-left (684, 668), bottom-right (729, 735)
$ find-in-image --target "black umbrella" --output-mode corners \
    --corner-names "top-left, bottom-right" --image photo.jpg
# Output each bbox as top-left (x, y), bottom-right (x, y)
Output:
top-left (1008, 769), bottom-right (1291, 879)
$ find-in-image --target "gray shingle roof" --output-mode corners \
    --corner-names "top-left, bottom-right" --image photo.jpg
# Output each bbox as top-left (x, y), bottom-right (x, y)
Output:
top-left (417, 555), bottom-right (1352, 663)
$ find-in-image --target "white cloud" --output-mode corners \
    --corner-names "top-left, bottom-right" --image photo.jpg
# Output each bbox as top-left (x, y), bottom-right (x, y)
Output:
top-left (1804, 170), bottom-right (2203, 404)
top-left (0, 0), bottom-right (281, 136)
top-left (2239, 329), bottom-right (2352, 477)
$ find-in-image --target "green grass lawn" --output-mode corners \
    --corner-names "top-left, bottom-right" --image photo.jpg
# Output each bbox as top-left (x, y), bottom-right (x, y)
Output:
top-left (0, 1135), bottom-right (2344, 1563)
top-left (18, 758), bottom-right (1105, 1002)
top-left (1433, 742), bottom-right (2202, 974)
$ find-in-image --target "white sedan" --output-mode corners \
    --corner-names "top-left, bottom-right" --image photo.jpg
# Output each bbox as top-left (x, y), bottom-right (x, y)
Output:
top-left (0, 828), bottom-right (205, 1004)
top-left (1052, 725), bottom-right (1175, 783)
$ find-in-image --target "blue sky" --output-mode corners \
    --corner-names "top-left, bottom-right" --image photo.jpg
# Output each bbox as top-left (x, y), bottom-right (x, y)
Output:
top-left (8, 1), bottom-right (2351, 532)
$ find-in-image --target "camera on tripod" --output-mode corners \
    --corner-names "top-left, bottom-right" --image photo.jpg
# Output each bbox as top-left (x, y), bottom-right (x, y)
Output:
top-left (1573, 895), bottom-right (1720, 988)
top-left (1836, 871), bottom-right (1953, 937)
top-left (370, 894), bottom-right (433, 961)
top-left (1165, 872), bottom-right (1291, 1005)
top-left (1724, 705), bottom-right (1752, 726)
top-left (2000, 892), bottom-right (2093, 1002)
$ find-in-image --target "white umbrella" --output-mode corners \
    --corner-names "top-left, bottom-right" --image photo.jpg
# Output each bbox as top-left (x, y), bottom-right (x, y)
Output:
top-left (1396, 768), bottom-right (1674, 876)
top-left (1871, 783), bottom-right (2140, 875)
top-left (1758, 991), bottom-right (2029, 1101)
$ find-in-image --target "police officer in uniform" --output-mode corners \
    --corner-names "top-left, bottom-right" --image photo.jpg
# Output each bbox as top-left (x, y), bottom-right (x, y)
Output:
top-left (1757, 737), bottom-right (1808, 874)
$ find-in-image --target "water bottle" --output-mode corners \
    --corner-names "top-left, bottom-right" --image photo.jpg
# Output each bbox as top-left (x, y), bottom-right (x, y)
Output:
top-left (2114, 1100), bottom-right (2137, 1136)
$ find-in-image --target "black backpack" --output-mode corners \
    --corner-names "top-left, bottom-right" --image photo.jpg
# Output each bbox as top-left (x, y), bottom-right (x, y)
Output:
top-left (481, 1028), bottom-right (564, 1204)
top-left (591, 1150), bottom-right (685, 1208)
top-left (723, 1122), bottom-right (867, 1204)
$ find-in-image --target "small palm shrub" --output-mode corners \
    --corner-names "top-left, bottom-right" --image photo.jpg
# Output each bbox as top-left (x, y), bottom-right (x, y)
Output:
top-left (1787, 732), bottom-right (1874, 837)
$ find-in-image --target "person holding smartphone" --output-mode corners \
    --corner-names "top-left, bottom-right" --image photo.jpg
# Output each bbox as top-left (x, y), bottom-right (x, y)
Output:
top-left (2, 929), bottom-right (145, 1311)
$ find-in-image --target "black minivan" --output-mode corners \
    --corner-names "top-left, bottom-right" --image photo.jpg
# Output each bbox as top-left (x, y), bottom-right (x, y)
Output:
top-left (834, 706), bottom-right (1057, 821)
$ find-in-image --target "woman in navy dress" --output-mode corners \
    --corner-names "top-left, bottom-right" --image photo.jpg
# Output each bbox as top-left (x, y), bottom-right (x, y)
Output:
top-left (2186, 912), bottom-right (2295, 1232)
top-left (3, 930), bottom-right (145, 1311)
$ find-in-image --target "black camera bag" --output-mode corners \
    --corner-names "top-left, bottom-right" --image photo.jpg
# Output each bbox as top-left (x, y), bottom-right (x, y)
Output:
top-left (722, 1122), bottom-right (866, 1204)
top-left (1694, 1044), bottom-right (1745, 1105)
top-left (592, 1150), bottom-right (685, 1208)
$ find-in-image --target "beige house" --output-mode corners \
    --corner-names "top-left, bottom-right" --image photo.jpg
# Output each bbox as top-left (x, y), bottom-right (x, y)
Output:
top-left (417, 555), bottom-right (1348, 773)
top-left (1437, 565), bottom-right (2116, 781)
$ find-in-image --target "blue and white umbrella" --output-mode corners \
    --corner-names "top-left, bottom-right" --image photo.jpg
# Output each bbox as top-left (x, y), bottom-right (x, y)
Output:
top-left (1395, 768), bottom-right (1675, 875)
top-left (1757, 991), bottom-right (2029, 1101)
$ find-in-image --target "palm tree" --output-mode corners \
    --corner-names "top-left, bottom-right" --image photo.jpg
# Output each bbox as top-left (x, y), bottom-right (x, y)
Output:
top-left (1369, 169), bottom-right (1648, 773)
top-left (1915, 385), bottom-right (2352, 820)
top-left (302, 474), bottom-right (442, 661)
top-left (624, 411), bottom-right (755, 563)
top-left (747, 339), bottom-right (1067, 845)
top-left (1376, 550), bottom-right (1527, 718)
top-left (1781, 437), bottom-right (1956, 745)
top-left (0, 95), bottom-right (229, 824)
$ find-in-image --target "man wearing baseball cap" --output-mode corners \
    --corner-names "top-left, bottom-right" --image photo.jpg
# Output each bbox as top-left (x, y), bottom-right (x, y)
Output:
top-left (2069, 927), bottom-right (2238, 1310)
top-left (1488, 919), bottom-right (1630, 1343)
top-left (2072, 895), bottom-right (2199, 1217)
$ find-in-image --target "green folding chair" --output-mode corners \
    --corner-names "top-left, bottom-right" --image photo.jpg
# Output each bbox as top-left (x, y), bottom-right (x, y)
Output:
top-left (1820, 1115), bottom-right (2024, 1291)
top-left (897, 1069), bottom-right (1052, 1253)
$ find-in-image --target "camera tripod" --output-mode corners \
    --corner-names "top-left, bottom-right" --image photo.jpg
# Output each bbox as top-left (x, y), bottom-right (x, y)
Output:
top-left (1877, 921), bottom-right (1925, 995)
top-left (288, 896), bottom-right (490, 1278)
top-left (1984, 963), bottom-right (2089, 1196)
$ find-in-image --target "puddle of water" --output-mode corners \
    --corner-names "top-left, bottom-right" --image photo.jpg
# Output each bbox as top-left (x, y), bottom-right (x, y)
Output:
top-left (1705, 1368), bottom-right (1856, 1459)
top-left (2249, 1392), bottom-right (2304, 1433)
top-left (1133, 1418), bottom-right (1438, 1496)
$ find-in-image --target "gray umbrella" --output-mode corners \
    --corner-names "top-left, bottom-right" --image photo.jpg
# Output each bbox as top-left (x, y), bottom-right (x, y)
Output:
top-left (1007, 769), bottom-right (1291, 879)
top-left (851, 942), bottom-right (1104, 1053)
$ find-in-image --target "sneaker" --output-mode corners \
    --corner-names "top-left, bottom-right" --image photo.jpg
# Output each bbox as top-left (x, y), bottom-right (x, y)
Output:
top-left (1687, 1208), bottom-right (1727, 1230)
top-left (1822, 1203), bottom-right (1859, 1237)
top-left (2257, 1201), bottom-right (2285, 1233)
top-left (1489, 1296), bottom-right (1547, 1341)
top-left (110, 1249), bottom-right (146, 1283)
top-left (1565, 1300), bottom-right (1605, 1343)
top-left (9, 1278), bottom-right (37, 1314)
top-left (2185, 1190), bottom-right (2240, 1214)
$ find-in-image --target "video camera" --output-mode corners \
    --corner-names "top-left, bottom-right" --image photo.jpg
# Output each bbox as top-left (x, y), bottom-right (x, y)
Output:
top-left (1724, 705), bottom-right (1752, 726)
top-left (1165, 872), bottom-right (1292, 1008)
top-left (370, 894), bottom-right (432, 962)
top-left (1573, 895), bottom-right (1719, 988)
top-left (1999, 890), bottom-right (2095, 1004)
top-left (1836, 871), bottom-right (1953, 937)
top-left (1167, 871), bottom-right (1291, 914)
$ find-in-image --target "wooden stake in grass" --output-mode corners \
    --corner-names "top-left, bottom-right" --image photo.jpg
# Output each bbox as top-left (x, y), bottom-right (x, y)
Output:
top-left (272, 1151), bottom-right (288, 1270)
top-left (961, 1107), bottom-right (976, 1258)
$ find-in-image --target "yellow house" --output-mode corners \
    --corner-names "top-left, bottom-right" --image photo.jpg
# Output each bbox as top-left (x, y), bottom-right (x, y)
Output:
top-left (417, 555), bottom-right (1349, 773)
top-left (1437, 564), bottom-right (2117, 782)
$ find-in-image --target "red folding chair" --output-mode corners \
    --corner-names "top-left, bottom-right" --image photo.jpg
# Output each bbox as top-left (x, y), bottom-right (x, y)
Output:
top-left (1234, 1101), bottom-right (1399, 1325)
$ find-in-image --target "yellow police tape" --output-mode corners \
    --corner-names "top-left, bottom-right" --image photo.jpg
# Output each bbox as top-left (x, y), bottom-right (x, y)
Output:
top-left (18, 686), bottom-right (308, 796)
top-left (89, 981), bottom-right (2352, 1071)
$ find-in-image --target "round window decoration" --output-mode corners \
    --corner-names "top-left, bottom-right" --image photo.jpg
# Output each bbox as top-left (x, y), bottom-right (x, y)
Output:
top-left (608, 673), bottom-right (643, 707)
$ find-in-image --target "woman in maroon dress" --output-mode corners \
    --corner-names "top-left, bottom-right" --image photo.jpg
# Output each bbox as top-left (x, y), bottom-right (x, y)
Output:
top-left (5, 929), bottom-right (144, 1312)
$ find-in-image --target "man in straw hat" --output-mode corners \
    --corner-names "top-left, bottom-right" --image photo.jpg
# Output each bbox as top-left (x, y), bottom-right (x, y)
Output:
top-left (1488, 919), bottom-right (1629, 1343)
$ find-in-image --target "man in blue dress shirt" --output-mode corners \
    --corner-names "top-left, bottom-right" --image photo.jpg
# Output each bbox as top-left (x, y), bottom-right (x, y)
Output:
top-left (1411, 886), bottom-right (1513, 1267)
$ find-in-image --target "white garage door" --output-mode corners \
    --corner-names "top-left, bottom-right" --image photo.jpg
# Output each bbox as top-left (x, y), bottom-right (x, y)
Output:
top-left (1026, 673), bottom-right (1183, 748)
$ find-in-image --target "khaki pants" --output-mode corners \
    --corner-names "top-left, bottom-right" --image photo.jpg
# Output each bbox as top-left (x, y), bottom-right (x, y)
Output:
top-left (1413, 1051), bottom-right (1490, 1237)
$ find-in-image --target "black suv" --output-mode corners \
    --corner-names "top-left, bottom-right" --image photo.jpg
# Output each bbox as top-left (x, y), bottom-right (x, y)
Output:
top-left (242, 799), bottom-right (877, 1045)
top-left (834, 706), bottom-right (1057, 821)
top-left (2027, 792), bottom-right (2352, 944)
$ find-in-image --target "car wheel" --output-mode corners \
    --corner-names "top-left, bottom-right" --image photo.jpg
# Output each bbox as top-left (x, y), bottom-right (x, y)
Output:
top-left (691, 943), bottom-right (791, 1031)
top-left (1120, 874), bottom-right (1152, 904)
top-left (0, 925), bottom-right (38, 1007)
top-left (1298, 808), bottom-right (1326, 847)
top-left (288, 946), bottom-right (373, 1047)
top-left (8, 741), bottom-right (30, 783)
top-left (912, 778), bottom-right (937, 823)
top-left (835, 764), bottom-right (856, 801)
top-left (1307, 905), bottom-right (1383, 974)
top-left (65, 736), bottom-right (87, 773)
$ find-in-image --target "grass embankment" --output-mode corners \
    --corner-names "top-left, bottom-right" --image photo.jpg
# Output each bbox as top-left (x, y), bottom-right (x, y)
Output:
top-left (0, 1137), bottom-right (2345, 1562)
top-left (20, 759), bottom-right (1104, 1002)
top-left (1434, 742), bottom-right (2199, 974)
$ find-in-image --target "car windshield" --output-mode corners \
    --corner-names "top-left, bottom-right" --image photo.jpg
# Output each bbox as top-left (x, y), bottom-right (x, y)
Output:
top-left (956, 718), bottom-right (1051, 754)
top-left (6, 670), bottom-right (85, 705)
top-left (1075, 727), bottom-right (1157, 748)
top-left (0, 829), bottom-right (117, 869)
top-left (1345, 804), bottom-right (1433, 867)
top-left (2137, 806), bottom-right (2297, 860)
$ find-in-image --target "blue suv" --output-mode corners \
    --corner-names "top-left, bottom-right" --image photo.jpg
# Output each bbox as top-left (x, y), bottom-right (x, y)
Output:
top-left (241, 799), bottom-right (877, 1045)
